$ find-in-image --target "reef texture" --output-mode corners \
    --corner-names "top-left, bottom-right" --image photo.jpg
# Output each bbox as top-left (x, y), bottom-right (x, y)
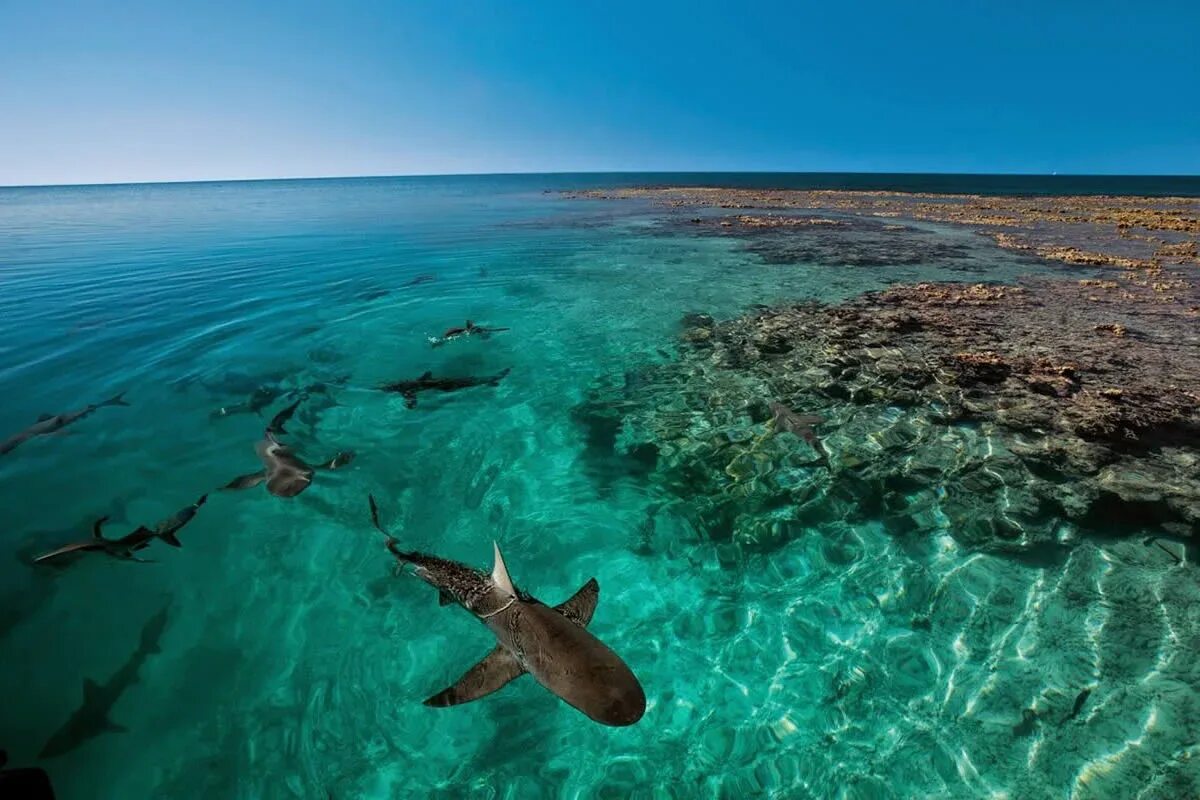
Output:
top-left (570, 189), bottom-right (1200, 555)
top-left (569, 187), bottom-right (1200, 272)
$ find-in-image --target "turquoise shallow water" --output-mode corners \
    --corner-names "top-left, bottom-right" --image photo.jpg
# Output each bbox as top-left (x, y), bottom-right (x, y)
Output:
top-left (1, 176), bottom-right (1196, 799)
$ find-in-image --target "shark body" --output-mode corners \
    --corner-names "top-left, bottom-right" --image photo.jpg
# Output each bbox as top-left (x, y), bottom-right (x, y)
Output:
top-left (0, 393), bottom-right (129, 456)
top-left (366, 496), bottom-right (645, 726)
top-left (381, 368), bottom-right (511, 409)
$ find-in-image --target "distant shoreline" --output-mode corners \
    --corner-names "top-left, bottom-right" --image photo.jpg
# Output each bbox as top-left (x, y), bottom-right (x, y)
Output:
top-left (4, 171), bottom-right (1200, 197)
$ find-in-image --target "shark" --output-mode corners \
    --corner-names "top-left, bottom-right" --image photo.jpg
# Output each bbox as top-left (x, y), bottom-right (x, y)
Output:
top-left (224, 399), bottom-right (353, 497)
top-left (401, 274), bottom-right (437, 288)
top-left (0, 393), bottom-right (129, 456)
top-left (429, 320), bottom-right (511, 348)
top-left (32, 495), bottom-right (208, 564)
top-left (768, 401), bottom-right (828, 462)
top-left (381, 367), bottom-right (511, 409)
top-left (39, 604), bottom-right (170, 759)
top-left (364, 495), bottom-right (646, 726)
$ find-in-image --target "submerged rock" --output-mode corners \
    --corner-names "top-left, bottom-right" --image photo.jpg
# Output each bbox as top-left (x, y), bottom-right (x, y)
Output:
top-left (573, 275), bottom-right (1200, 557)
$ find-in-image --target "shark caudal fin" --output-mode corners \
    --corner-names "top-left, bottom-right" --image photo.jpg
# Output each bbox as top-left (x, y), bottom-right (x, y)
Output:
top-left (92, 516), bottom-right (109, 539)
top-left (423, 645), bottom-right (525, 707)
top-left (491, 542), bottom-right (516, 596)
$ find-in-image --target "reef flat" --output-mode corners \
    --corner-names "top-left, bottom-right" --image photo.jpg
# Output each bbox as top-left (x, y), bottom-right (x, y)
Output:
top-left (567, 187), bottom-right (1200, 270)
top-left (568, 188), bottom-right (1200, 556)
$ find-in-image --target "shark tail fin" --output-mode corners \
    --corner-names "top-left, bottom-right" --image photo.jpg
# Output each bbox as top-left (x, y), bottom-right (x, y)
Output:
top-left (92, 516), bottom-right (110, 539)
top-left (105, 391), bottom-right (131, 407)
top-left (491, 541), bottom-right (516, 596)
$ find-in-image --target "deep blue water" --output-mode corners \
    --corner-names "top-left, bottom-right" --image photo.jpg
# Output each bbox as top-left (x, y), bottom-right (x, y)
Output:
top-left (0, 175), bottom-right (1193, 799)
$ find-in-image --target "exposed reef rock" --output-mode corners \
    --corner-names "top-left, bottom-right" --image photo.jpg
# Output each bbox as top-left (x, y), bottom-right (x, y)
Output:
top-left (574, 279), bottom-right (1200, 555)
top-left (567, 188), bottom-right (1200, 274)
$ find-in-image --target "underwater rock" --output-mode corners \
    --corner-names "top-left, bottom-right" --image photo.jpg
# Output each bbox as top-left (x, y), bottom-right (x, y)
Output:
top-left (573, 272), bottom-right (1200, 557)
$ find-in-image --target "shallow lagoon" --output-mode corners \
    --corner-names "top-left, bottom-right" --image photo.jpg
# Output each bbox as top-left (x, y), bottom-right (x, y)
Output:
top-left (0, 176), bottom-right (1194, 798)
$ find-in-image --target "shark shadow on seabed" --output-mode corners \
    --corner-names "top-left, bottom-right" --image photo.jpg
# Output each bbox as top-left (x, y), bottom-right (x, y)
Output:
top-left (39, 604), bottom-right (171, 759)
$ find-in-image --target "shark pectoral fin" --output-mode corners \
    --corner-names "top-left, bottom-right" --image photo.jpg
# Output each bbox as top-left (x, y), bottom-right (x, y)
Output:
top-left (423, 646), bottom-right (525, 708)
top-left (225, 471), bottom-right (267, 490)
top-left (555, 577), bottom-right (600, 627)
top-left (438, 590), bottom-right (455, 607)
top-left (490, 542), bottom-right (516, 596)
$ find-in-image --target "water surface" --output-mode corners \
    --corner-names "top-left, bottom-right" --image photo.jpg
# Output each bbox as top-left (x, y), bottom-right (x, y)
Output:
top-left (0, 176), bottom-right (1193, 798)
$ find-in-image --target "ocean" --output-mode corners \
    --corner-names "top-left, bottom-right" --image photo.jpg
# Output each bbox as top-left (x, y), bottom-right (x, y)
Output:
top-left (0, 174), bottom-right (1193, 798)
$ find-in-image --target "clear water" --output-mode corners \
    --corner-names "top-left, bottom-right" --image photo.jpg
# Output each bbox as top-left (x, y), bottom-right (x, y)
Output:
top-left (0, 176), bottom-right (1195, 799)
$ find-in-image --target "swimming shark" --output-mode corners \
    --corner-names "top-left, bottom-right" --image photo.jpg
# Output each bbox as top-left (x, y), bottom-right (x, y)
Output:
top-left (210, 377), bottom-right (347, 421)
top-left (0, 393), bottom-right (129, 456)
top-left (224, 399), bottom-right (353, 497)
top-left (39, 605), bottom-right (169, 759)
top-left (381, 367), bottom-right (511, 409)
top-left (401, 274), bottom-right (437, 288)
top-left (210, 383), bottom-right (286, 420)
top-left (768, 401), bottom-right (828, 462)
top-left (32, 495), bottom-right (209, 564)
top-left (429, 320), bottom-right (512, 348)
top-left (365, 495), bottom-right (646, 726)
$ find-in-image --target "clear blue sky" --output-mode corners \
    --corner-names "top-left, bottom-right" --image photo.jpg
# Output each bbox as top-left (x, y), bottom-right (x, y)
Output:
top-left (2, 1), bottom-right (1198, 185)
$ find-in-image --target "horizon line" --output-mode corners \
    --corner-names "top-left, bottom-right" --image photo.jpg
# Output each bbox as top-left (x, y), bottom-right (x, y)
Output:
top-left (4, 169), bottom-right (1200, 191)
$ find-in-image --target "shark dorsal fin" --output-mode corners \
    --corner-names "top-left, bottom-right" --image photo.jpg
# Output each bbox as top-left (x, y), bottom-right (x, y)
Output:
top-left (466, 319), bottom-right (475, 327)
top-left (491, 541), bottom-right (516, 596)
top-left (419, 370), bottom-right (434, 380)
top-left (83, 678), bottom-right (102, 702)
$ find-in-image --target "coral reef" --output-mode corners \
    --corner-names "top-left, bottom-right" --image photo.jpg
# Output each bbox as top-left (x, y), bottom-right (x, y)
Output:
top-left (574, 275), bottom-right (1200, 555)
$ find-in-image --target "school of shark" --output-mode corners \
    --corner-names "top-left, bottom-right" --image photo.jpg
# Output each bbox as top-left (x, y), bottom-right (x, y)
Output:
top-left (3, 316), bottom-right (678, 778)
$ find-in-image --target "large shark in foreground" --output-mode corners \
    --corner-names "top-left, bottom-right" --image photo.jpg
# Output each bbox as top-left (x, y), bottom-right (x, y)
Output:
top-left (39, 605), bottom-right (169, 758)
top-left (365, 496), bottom-right (645, 726)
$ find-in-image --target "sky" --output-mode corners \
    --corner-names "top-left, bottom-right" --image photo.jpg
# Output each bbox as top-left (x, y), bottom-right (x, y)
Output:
top-left (1, 1), bottom-right (1198, 185)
